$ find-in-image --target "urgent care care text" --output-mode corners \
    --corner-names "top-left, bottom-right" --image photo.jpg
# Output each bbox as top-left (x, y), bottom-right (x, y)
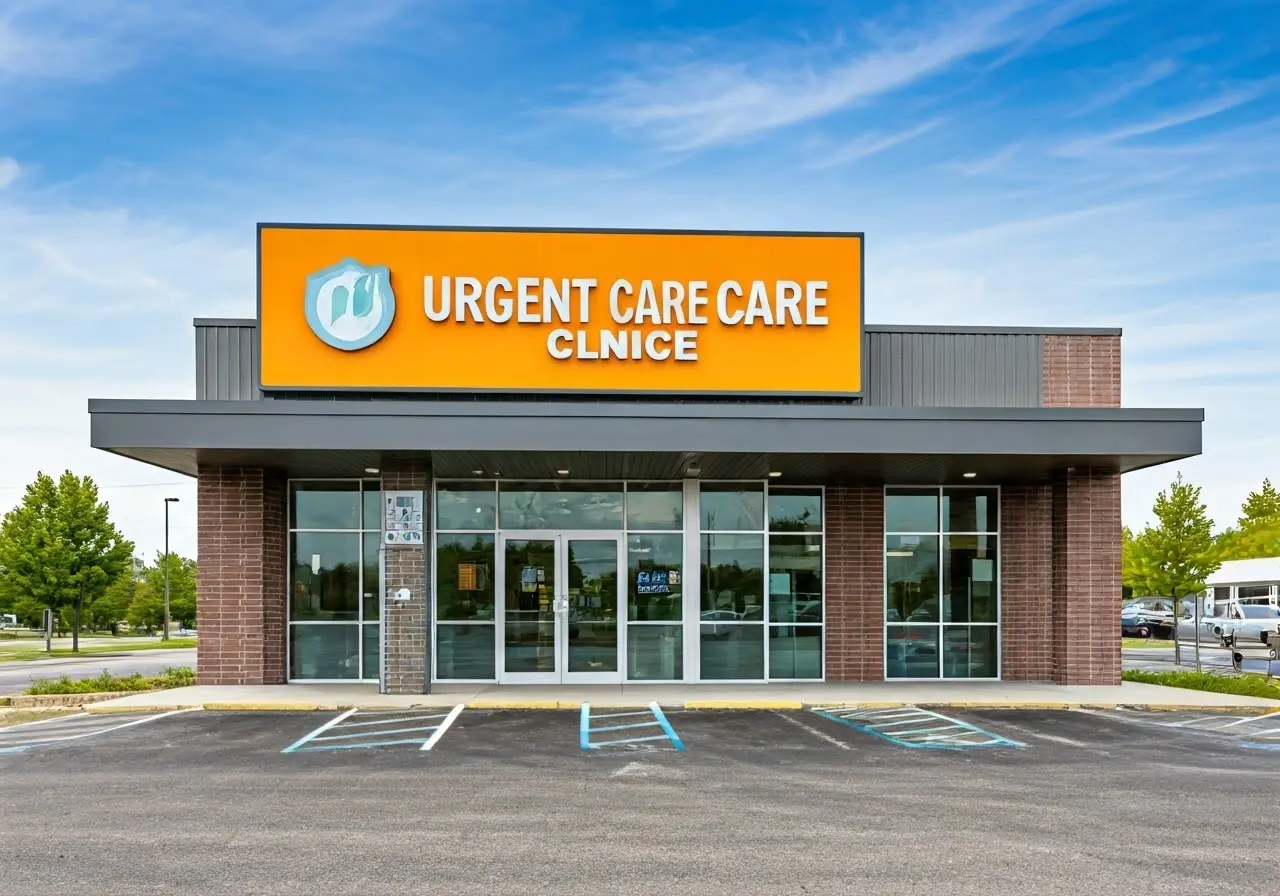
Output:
top-left (422, 275), bottom-right (831, 361)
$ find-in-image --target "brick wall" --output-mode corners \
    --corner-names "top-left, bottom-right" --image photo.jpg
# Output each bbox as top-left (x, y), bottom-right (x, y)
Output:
top-left (824, 485), bottom-right (884, 682)
top-left (1042, 334), bottom-right (1121, 407)
top-left (1050, 468), bottom-right (1122, 685)
top-left (382, 461), bottom-right (430, 694)
top-left (196, 465), bottom-right (287, 685)
top-left (1001, 485), bottom-right (1054, 680)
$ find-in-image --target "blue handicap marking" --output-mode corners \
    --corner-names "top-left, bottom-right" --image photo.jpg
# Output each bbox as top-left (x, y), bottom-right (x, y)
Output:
top-left (810, 705), bottom-right (1024, 750)
top-left (282, 704), bottom-right (465, 753)
top-left (580, 702), bottom-right (685, 751)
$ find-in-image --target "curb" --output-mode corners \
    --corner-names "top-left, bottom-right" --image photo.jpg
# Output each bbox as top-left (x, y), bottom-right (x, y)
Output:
top-left (203, 702), bottom-right (323, 712)
top-left (684, 700), bottom-right (804, 710)
top-left (466, 700), bottom-right (567, 710)
top-left (85, 703), bottom-right (192, 714)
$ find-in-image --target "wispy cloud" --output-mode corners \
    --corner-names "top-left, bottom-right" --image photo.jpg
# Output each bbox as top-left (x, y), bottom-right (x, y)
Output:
top-left (807, 119), bottom-right (942, 169)
top-left (950, 141), bottom-right (1021, 176)
top-left (578, 0), bottom-right (1106, 151)
top-left (1070, 57), bottom-right (1180, 116)
top-left (0, 157), bottom-right (18, 188)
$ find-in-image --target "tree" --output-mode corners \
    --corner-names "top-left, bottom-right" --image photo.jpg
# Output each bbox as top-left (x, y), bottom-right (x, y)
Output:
top-left (127, 580), bottom-right (165, 634)
top-left (1239, 479), bottom-right (1280, 528)
top-left (0, 472), bottom-right (134, 652)
top-left (92, 569), bottom-right (138, 634)
top-left (1219, 478), bottom-right (1280, 561)
top-left (1121, 525), bottom-right (1148, 599)
top-left (1129, 473), bottom-right (1220, 665)
top-left (141, 552), bottom-right (197, 630)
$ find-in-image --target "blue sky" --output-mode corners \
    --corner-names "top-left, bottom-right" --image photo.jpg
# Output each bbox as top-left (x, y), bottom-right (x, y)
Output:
top-left (0, 0), bottom-right (1276, 557)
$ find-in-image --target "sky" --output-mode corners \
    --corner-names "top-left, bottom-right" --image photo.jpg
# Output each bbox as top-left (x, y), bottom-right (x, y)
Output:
top-left (0, 0), bottom-right (1276, 560)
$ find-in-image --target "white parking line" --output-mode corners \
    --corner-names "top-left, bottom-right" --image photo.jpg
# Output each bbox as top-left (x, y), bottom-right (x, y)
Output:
top-left (281, 708), bottom-right (359, 753)
top-left (0, 708), bottom-right (199, 752)
top-left (421, 704), bottom-right (465, 751)
top-left (773, 711), bottom-right (853, 751)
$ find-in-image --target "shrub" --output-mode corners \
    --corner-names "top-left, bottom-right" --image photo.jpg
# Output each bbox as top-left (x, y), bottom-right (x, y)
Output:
top-left (1122, 669), bottom-right (1280, 700)
top-left (25, 666), bottom-right (195, 696)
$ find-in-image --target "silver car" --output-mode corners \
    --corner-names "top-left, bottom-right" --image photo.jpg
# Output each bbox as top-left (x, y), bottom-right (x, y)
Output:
top-left (1177, 603), bottom-right (1280, 647)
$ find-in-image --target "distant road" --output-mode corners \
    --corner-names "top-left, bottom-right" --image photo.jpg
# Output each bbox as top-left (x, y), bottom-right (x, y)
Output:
top-left (1122, 644), bottom-right (1233, 673)
top-left (0, 649), bottom-right (196, 695)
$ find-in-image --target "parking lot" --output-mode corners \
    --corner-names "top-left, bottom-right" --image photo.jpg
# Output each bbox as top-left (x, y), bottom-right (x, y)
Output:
top-left (1, 705), bottom-right (1278, 895)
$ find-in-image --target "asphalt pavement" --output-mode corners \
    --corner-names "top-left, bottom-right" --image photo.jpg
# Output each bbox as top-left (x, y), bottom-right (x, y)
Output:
top-left (1, 706), bottom-right (1278, 895)
top-left (1122, 643), bottom-right (1234, 673)
top-left (0, 649), bottom-right (196, 694)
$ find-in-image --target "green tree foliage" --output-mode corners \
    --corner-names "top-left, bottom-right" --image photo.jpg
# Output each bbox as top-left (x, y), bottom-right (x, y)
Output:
top-left (0, 472), bottom-right (134, 650)
top-left (1129, 473), bottom-right (1221, 663)
top-left (128, 552), bottom-right (197, 632)
top-left (93, 569), bottom-right (138, 634)
top-left (1218, 478), bottom-right (1280, 561)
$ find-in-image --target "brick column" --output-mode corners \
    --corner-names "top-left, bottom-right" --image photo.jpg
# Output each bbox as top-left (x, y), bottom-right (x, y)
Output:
top-left (825, 485), bottom-right (884, 681)
top-left (196, 465), bottom-right (287, 685)
top-left (1050, 468), bottom-right (1122, 685)
top-left (1001, 485), bottom-right (1053, 680)
top-left (381, 461), bottom-right (430, 694)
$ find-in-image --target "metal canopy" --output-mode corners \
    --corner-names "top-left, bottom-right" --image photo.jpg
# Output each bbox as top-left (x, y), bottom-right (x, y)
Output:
top-left (87, 398), bottom-right (1203, 482)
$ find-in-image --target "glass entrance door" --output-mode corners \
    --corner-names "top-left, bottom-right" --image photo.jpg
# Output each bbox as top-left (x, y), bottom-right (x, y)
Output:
top-left (499, 533), bottom-right (623, 684)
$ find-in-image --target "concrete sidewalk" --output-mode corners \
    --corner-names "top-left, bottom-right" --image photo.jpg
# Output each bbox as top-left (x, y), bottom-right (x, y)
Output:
top-left (83, 680), bottom-right (1280, 713)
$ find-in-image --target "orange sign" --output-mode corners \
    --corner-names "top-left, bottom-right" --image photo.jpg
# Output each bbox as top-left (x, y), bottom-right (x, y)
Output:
top-left (258, 225), bottom-right (863, 394)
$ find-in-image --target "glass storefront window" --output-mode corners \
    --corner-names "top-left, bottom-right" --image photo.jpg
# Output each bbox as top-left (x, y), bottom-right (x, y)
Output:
top-left (700, 624), bottom-right (764, 679)
top-left (700, 534), bottom-right (764, 619)
top-left (625, 484), bottom-right (683, 530)
top-left (362, 480), bottom-right (381, 529)
top-left (942, 625), bottom-right (997, 678)
top-left (437, 483), bottom-right (498, 530)
top-left (885, 488), bottom-right (939, 533)
top-left (700, 485), bottom-right (764, 531)
top-left (362, 533), bottom-right (381, 620)
top-left (289, 624), bottom-right (361, 680)
top-left (768, 489), bottom-right (822, 532)
top-left (628, 534), bottom-right (682, 622)
top-left (436, 624), bottom-right (496, 679)
top-left (768, 535), bottom-right (822, 623)
top-left (944, 487), bottom-right (999, 533)
top-left (499, 482), bottom-right (624, 530)
top-left (885, 534), bottom-right (939, 623)
top-left (769, 626), bottom-right (822, 679)
top-left (943, 535), bottom-right (998, 623)
top-left (290, 532), bottom-right (361, 622)
top-left (362, 623), bottom-right (380, 680)
top-left (436, 534), bottom-right (496, 621)
top-left (292, 482), bottom-right (360, 530)
top-left (885, 625), bottom-right (939, 679)
top-left (627, 625), bottom-right (682, 680)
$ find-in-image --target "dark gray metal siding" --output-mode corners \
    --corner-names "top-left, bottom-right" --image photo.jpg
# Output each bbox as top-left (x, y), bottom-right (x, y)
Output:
top-left (193, 321), bottom-right (1044, 406)
top-left (195, 323), bottom-right (259, 401)
top-left (865, 330), bottom-right (1041, 407)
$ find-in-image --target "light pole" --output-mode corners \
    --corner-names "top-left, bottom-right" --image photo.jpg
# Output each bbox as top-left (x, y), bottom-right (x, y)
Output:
top-left (163, 497), bottom-right (180, 640)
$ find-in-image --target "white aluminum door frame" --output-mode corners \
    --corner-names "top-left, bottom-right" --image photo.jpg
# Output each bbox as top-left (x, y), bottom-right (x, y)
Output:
top-left (496, 531), bottom-right (625, 685)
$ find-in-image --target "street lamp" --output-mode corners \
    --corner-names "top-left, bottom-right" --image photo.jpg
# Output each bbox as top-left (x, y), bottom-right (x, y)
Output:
top-left (163, 497), bottom-right (180, 641)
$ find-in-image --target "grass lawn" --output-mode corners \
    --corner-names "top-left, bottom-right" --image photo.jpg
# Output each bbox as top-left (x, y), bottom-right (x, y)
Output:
top-left (1122, 669), bottom-right (1280, 700)
top-left (0, 638), bottom-right (197, 663)
top-left (1122, 638), bottom-right (1175, 649)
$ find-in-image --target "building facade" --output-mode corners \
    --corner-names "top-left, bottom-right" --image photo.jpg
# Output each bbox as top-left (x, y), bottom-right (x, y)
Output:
top-left (87, 224), bottom-right (1203, 692)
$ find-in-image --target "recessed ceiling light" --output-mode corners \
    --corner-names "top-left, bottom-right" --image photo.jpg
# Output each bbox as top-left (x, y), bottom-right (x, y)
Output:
top-left (962, 472), bottom-right (978, 479)
top-left (686, 467), bottom-right (701, 476)
top-left (557, 469), bottom-right (570, 475)
top-left (364, 467), bottom-right (380, 474)
top-left (472, 470), bottom-right (484, 475)
top-left (768, 471), bottom-right (782, 478)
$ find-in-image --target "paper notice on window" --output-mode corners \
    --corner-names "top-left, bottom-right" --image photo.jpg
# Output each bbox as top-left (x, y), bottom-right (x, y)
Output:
top-left (972, 558), bottom-right (994, 582)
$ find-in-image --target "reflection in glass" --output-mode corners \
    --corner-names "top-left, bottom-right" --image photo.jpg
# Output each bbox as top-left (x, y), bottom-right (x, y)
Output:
top-left (361, 623), bottom-right (379, 680)
top-left (768, 489), bottom-right (822, 532)
top-left (885, 625), bottom-right (939, 679)
top-left (565, 539), bottom-right (619, 673)
top-left (625, 485), bottom-right (683, 530)
top-left (504, 539), bottom-right (557, 673)
top-left (700, 534), bottom-right (764, 620)
top-left (362, 532), bottom-right (381, 620)
top-left (628, 534), bottom-right (682, 622)
top-left (291, 482), bottom-right (360, 530)
top-left (436, 534), bottom-right (496, 621)
top-left (769, 626), bottom-right (822, 679)
top-left (885, 535), bottom-right (939, 623)
top-left (943, 535), bottom-right (998, 623)
top-left (699, 485), bottom-right (765, 531)
top-left (289, 624), bottom-right (360, 680)
top-left (627, 625), bottom-right (682, 680)
top-left (700, 624), bottom-right (765, 679)
top-left (290, 533), bottom-right (360, 621)
top-left (768, 535), bottom-right (822, 622)
top-left (362, 481), bottom-right (381, 530)
top-left (437, 483), bottom-right (498, 530)
top-left (943, 625), bottom-right (998, 678)
top-left (499, 483), bottom-right (624, 530)
top-left (437, 623), bottom-right (496, 679)
top-left (944, 488), bottom-right (999, 533)
top-left (885, 488), bottom-right (939, 534)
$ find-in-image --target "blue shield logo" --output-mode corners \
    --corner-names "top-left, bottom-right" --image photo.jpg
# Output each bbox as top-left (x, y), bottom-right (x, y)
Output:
top-left (303, 258), bottom-right (396, 351)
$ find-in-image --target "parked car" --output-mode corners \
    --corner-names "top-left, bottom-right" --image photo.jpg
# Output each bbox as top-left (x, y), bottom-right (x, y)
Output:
top-left (1121, 598), bottom-right (1175, 639)
top-left (1176, 602), bottom-right (1280, 647)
